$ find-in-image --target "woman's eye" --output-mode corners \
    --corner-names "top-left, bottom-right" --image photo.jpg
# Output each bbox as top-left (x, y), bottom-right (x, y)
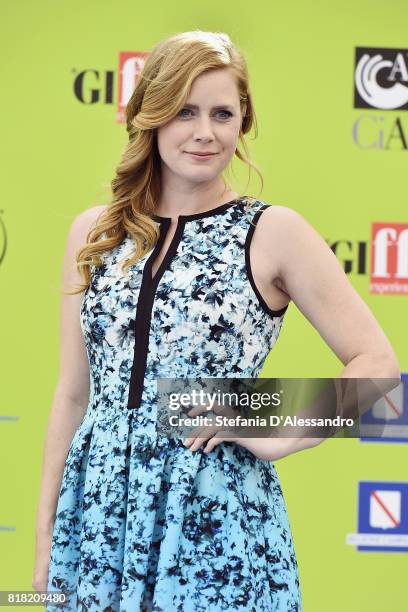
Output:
top-left (177, 108), bottom-right (233, 120)
top-left (216, 110), bottom-right (233, 119)
top-left (178, 108), bottom-right (193, 117)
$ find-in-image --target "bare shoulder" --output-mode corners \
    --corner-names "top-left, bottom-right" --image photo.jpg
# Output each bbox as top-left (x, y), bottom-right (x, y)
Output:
top-left (253, 203), bottom-right (310, 240)
top-left (256, 203), bottom-right (312, 232)
top-left (255, 204), bottom-right (328, 276)
top-left (61, 204), bottom-right (108, 293)
top-left (248, 204), bottom-right (311, 288)
top-left (69, 204), bottom-right (108, 238)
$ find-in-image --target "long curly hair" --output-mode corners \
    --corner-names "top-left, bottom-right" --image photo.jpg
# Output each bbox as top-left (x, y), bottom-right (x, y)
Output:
top-left (68, 29), bottom-right (264, 295)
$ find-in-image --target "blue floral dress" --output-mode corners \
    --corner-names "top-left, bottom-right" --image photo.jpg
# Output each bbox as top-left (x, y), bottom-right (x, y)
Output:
top-left (46, 196), bottom-right (302, 611)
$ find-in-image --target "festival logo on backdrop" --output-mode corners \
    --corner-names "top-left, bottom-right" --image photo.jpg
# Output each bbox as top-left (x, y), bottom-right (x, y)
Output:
top-left (352, 47), bottom-right (408, 149)
top-left (346, 481), bottom-right (408, 553)
top-left (71, 51), bottom-right (149, 125)
top-left (354, 47), bottom-right (408, 110)
top-left (370, 223), bottom-right (408, 294)
top-left (326, 222), bottom-right (407, 293)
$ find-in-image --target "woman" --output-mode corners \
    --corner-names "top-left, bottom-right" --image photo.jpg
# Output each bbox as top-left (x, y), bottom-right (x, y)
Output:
top-left (33, 30), bottom-right (399, 611)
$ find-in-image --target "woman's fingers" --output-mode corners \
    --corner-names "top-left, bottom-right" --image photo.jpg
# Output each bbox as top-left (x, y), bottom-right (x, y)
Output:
top-left (183, 402), bottom-right (245, 452)
top-left (183, 420), bottom-right (221, 451)
top-left (203, 431), bottom-right (237, 453)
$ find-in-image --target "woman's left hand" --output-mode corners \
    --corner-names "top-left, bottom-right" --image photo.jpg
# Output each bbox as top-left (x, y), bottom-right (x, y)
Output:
top-left (182, 403), bottom-right (322, 461)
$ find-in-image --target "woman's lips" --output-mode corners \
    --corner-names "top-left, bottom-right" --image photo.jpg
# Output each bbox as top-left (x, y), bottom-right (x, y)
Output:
top-left (185, 152), bottom-right (217, 160)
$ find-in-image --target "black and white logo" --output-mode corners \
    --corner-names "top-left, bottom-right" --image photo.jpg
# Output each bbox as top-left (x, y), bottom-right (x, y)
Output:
top-left (354, 47), bottom-right (408, 110)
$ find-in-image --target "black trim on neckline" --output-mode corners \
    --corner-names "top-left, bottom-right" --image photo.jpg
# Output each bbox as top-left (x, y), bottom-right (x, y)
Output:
top-left (151, 196), bottom-right (246, 222)
top-left (127, 217), bottom-right (186, 409)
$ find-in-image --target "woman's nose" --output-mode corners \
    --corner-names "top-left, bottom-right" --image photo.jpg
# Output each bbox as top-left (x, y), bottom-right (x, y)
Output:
top-left (192, 116), bottom-right (215, 140)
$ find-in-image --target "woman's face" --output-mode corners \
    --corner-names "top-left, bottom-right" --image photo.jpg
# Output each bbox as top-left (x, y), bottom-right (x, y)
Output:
top-left (157, 67), bottom-right (244, 189)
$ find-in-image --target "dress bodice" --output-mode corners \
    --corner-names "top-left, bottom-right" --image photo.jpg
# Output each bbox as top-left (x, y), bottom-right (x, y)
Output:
top-left (80, 197), bottom-right (289, 413)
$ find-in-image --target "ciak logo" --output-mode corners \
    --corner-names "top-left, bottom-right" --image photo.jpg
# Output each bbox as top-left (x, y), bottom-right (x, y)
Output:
top-left (354, 47), bottom-right (408, 110)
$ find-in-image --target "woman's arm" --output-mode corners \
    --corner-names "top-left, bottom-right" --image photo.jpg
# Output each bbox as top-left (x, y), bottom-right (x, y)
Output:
top-left (32, 204), bottom-right (106, 591)
top-left (261, 205), bottom-right (400, 453)
top-left (263, 205), bottom-right (400, 378)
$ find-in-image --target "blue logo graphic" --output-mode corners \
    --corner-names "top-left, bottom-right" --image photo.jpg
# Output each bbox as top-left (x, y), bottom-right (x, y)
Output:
top-left (347, 481), bottom-right (408, 553)
top-left (359, 373), bottom-right (407, 443)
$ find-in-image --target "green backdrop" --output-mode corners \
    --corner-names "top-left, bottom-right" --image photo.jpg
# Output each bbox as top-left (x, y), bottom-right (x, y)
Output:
top-left (1, 1), bottom-right (406, 610)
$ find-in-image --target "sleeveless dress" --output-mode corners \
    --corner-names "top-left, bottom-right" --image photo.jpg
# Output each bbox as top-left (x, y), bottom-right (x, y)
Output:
top-left (46, 196), bottom-right (302, 612)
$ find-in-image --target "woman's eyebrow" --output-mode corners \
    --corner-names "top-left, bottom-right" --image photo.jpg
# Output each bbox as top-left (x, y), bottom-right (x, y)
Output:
top-left (183, 103), bottom-right (235, 111)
